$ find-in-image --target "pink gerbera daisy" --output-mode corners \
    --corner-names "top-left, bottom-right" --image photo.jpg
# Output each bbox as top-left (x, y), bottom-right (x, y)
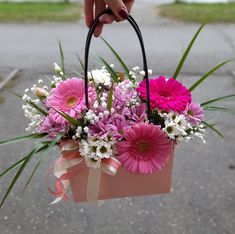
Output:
top-left (137, 76), bottom-right (191, 113)
top-left (183, 102), bottom-right (204, 125)
top-left (46, 78), bottom-right (96, 121)
top-left (117, 122), bottom-right (173, 175)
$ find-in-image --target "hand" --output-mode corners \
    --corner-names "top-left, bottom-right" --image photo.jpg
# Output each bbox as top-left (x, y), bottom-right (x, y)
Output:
top-left (84, 0), bottom-right (134, 37)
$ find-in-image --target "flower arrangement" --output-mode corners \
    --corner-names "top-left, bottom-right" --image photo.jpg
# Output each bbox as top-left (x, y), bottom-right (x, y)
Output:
top-left (0, 22), bottom-right (234, 207)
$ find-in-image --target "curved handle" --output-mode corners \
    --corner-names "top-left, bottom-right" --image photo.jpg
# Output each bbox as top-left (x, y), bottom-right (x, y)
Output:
top-left (84, 9), bottom-right (151, 119)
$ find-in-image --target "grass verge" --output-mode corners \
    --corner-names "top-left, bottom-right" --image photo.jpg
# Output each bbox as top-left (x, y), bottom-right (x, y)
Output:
top-left (158, 2), bottom-right (235, 23)
top-left (0, 2), bottom-right (81, 22)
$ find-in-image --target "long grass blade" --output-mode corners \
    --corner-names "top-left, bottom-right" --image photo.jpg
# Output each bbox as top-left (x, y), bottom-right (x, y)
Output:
top-left (0, 142), bottom-right (49, 208)
top-left (76, 53), bottom-right (85, 72)
top-left (23, 159), bottom-right (42, 191)
top-left (173, 24), bottom-right (205, 79)
top-left (0, 141), bottom-right (51, 178)
top-left (101, 37), bottom-right (133, 81)
top-left (189, 60), bottom-right (231, 92)
top-left (58, 41), bottom-right (65, 75)
top-left (27, 100), bottom-right (48, 116)
top-left (201, 94), bottom-right (235, 106)
top-left (99, 57), bottom-right (119, 83)
top-left (203, 106), bottom-right (235, 114)
top-left (108, 82), bottom-right (114, 112)
top-left (23, 133), bottom-right (63, 191)
top-left (0, 133), bottom-right (47, 146)
top-left (202, 121), bottom-right (224, 138)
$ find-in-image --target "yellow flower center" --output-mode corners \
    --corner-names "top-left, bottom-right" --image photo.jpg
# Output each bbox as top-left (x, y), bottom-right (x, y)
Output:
top-left (188, 110), bottom-right (194, 117)
top-left (67, 97), bottom-right (78, 107)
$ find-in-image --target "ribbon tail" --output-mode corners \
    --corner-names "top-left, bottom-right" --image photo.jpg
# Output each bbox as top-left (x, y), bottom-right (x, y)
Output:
top-left (87, 168), bottom-right (102, 204)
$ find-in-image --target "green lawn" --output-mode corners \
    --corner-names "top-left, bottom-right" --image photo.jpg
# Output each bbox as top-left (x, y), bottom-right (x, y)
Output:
top-left (0, 2), bottom-right (81, 22)
top-left (158, 2), bottom-right (235, 23)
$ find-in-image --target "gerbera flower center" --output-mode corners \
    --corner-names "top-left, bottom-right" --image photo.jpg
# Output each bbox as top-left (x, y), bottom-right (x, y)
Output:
top-left (66, 97), bottom-right (78, 107)
top-left (136, 141), bottom-right (150, 154)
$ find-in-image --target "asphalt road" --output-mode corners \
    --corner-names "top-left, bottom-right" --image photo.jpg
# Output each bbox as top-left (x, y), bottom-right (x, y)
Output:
top-left (0, 2), bottom-right (235, 234)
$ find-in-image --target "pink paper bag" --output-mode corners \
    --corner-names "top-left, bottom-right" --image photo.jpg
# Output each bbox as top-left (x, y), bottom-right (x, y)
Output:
top-left (70, 151), bottom-right (174, 202)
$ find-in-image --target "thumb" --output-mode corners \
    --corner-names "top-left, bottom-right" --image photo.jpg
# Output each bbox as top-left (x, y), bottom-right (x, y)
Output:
top-left (104, 0), bottom-right (129, 20)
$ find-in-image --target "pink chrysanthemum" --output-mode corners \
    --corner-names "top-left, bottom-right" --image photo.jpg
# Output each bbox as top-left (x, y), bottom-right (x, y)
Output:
top-left (46, 78), bottom-right (96, 121)
top-left (38, 114), bottom-right (67, 138)
top-left (183, 102), bottom-right (204, 125)
top-left (117, 122), bottom-right (173, 175)
top-left (137, 76), bottom-right (192, 113)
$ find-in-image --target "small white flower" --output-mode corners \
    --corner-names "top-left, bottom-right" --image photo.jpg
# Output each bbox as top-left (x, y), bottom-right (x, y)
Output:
top-left (101, 102), bottom-right (107, 109)
top-left (139, 71), bottom-right (145, 76)
top-left (34, 87), bottom-right (49, 98)
top-left (82, 127), bottom-right (88, 134)
top-left (96, 141), bottom-right (112, 159)
top-left (53, 63), bottom-right (62, 73)
top-left (38, 79), bottom-right (43, 84)
top-left (148, 69), bottom-right (153, 75)
top-left (79, 140), bottom-right (90, 157)
top-left (132, 66), bottom-right (140, 71)
top-left (88, 69), bottom-right (111, 86)
top-left (163, 122), bottom-right (181, 139)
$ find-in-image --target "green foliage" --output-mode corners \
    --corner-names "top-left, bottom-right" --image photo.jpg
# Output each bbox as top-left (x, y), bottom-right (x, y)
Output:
top-left (189, 60), bottom-right (231, 92)
top-left (99, 57), bottom-right (120, 83)
top-left (173, 24), bottom-right (205, 80)
top-left (0, 133), bottom-right (47, 146)
top-left (0, 142), bottom-right (50, 208)
top-left (101, 37), bottom-right (134, 82)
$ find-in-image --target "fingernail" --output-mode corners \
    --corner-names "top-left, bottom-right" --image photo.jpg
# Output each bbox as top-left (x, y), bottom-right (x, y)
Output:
top-left (118, 8), bottom-right (128, 19)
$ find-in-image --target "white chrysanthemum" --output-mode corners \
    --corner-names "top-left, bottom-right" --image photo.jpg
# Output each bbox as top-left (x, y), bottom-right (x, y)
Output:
top-left (85, 157), bottom-right (101, 169)
top-left (163, 122), bottom-right (182, 139)
top-left (88, 69), bottom-right (111, 86)
top-left (79, 140), bottom-right (90, 157)
top-left (174, 115), bottom-right (189, 130)
top-left (96, 141), bottom-right (112, 159)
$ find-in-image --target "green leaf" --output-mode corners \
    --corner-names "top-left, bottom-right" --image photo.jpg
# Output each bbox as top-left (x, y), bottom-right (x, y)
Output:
top-left (58, 41), bottom-right (65, 76)
top-left (23, 133), bottom-right (63, 191)
top-left (0, 133), bottom-right (47, 146)
top-left (54, 109), bottom-right (81, 126)
top-left (27, 99), bottom-right (48, 116)
top-left (23, 159), bottom-right (42, 191)
top-left (203, 106), bottom-right (235, 114)
top-left (99, 57), bottom-right (119, 83)
top-left (0, 141), bottom-right (51, 179)
top-left (0, 156), bottom-right (27, 178)
top-left (173, 24), bottom-right (205, 80)
top-left (108, 82), bottom-right (114, 112)
top-left (201, 121), bottom-right (224, 138)
top-left (101, 37), bottom-right (133, 82)
top-left (189, 60), bottom-right (231, 92)
top-left (76, 53), bottom-right (85, 72)
top-left (201, 94), bottom-right (235, 106)
top-left (0, 142), bottom-right (49, 208)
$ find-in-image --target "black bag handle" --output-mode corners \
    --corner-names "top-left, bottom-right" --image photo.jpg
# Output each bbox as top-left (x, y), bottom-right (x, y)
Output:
top-left (84, 9), bottom-right (151, 119)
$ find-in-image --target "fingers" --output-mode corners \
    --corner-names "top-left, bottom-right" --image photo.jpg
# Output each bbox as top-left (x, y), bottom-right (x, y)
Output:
top-left (94, 0), bottom-right (106, 37)
top-left (104, 0), bottom-right (129, 20)
top-left (100, 0), bottom-right (134, 25)
top-left (84, 0), bottom-right (95, 28)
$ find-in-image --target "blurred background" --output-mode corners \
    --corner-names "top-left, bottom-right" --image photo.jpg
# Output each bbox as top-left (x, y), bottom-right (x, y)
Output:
top-left (0, 0), bottom-right (234, 234)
